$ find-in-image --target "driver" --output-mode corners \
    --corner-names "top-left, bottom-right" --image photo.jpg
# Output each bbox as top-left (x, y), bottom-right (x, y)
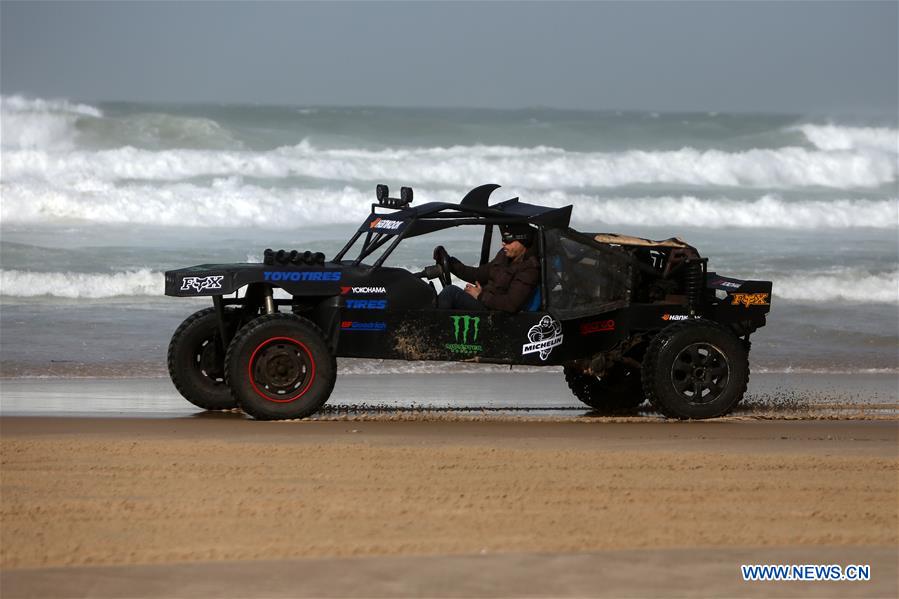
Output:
top-left (435, 223), bottom-right (539, 313)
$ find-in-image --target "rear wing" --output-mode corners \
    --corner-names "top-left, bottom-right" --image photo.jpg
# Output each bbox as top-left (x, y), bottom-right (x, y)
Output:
top-left (707, 274), bottom-right (773, 313)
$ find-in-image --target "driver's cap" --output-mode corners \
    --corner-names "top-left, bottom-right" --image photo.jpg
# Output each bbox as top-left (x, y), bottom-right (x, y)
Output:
top-left (500, 223), bottom-right (534, 247)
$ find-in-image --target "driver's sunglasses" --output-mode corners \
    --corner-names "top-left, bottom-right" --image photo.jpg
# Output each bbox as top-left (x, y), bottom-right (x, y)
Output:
top-left (501, 236), bottom-right (515, 244)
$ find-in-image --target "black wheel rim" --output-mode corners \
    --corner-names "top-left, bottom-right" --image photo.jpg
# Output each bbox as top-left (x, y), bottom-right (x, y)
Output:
top-left (670, 342), bottom-right (729, 404)
top-left (248, 337), bottom-right (315, 403)
top-left (195, 337), bottom-right (224, 384)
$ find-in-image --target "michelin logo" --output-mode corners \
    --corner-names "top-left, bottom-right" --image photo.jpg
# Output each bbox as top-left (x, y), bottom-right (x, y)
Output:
top-left (522, 316), bottom-right (563, 361)
top-left (180, 276), bottom-right (224, 293)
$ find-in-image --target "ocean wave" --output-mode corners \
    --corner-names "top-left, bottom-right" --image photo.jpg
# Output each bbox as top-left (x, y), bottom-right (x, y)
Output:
top-left (0, 95), bottom-right (103, 151)
top-left (3, 139), bottom-right (895, 190)
top-left (80, 112), bottom-right (243, 150)
top-left (567, 194), bottom-right (897, 229)
top-left (794, 124), bottom-right (898, 153)
top-left (0, 95), bottom-right (103, 118)
top-left (772, 270), bottom-right (899, 304)
top-left (1, 179), bottom-right (895, 230)
top-left (0, 269), bottom-right (161, 299)
top-left (0, 180), bottom-right (374, 227)
top-left (2, 267), bottom-right (896, 303)
top-left (0, 95), bottom-right (238, 151)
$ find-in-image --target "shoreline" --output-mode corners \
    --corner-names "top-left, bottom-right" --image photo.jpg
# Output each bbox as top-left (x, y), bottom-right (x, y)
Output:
top-left (1, 371), bottom-right (896, 420)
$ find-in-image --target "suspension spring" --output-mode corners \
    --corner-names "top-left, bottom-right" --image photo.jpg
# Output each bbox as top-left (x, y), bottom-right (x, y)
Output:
top-left (685, 258), bottom-right (706, 314)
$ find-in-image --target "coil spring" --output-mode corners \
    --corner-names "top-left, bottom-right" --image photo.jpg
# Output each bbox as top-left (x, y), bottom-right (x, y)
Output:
top-left (685, 259), bottom-right (705, 312)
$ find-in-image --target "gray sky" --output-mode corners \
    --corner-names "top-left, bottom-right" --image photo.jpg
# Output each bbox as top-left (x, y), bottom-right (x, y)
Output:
top-left (2, 1), bottom-right (896, 113)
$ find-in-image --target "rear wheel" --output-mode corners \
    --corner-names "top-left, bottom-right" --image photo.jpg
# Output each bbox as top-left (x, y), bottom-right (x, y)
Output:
top-left (225, 314), bottom-right (336, 420)
top-left (642, 320), bottom-right (748, 419)
top-left (564, 364), bottom-right (645, 414)
top-left (167, 307), bottom-right (238, 410)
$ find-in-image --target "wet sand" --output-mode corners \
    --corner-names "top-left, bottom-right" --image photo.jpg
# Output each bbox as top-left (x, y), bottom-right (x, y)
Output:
top-left (1, 371), bottom-right (897, 418)
top-left (2, 415), bottom-right (897, 597)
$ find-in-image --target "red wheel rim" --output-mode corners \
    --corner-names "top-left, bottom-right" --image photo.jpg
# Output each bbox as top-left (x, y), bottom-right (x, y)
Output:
top-left (248, 336), bottom-right (316, 403)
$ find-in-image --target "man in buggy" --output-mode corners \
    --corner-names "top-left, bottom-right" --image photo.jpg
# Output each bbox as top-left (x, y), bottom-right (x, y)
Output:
top-left (435, 223), bottom-right (539, 313)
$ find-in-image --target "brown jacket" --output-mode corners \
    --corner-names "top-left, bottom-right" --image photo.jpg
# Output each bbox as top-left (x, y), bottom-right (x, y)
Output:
top-left (451, 249), bottom-right (539, 313)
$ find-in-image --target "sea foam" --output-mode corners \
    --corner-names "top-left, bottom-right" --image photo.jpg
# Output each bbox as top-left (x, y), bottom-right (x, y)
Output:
top-left (0, 269), bottom-right (161, 299)
top-left (1, 180), bottom-right (895, 230)
top-left (795, 124), bottom-right (898, 153)
top-left (772, 269), bottom-right (899, 304)
top-left (0, 95), bottom-right (103, 118)
top-left (3, 98), bottom-right (896, 190)
top-left (0, 95), bottom-right (238, 151)
top-left (0, 96), bottom-right (103, 151)
top-left (3, 139), bottom-right (896, 190)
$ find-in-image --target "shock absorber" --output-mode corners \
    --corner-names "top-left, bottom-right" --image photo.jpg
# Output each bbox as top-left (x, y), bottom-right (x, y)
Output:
top-left (685, 258), bottom-right (707, 315)
top-left (263, 285), bottom-right (276, 314)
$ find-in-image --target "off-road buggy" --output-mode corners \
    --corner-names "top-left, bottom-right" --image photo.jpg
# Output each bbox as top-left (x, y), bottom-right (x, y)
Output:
top-left (165, 184), bottom-right (771, 420)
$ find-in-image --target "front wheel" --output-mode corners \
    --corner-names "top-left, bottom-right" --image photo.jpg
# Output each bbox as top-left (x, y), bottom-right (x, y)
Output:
top-left (225, 314), bottom-right (336, 420)
top-left (642, 320), bottom-right (748, 419)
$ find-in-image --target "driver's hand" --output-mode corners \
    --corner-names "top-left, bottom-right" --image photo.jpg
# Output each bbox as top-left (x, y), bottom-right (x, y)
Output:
top-left (464, 282), bottom-right (482, 299)
top-left (433, 245), bottom-right (447, 261)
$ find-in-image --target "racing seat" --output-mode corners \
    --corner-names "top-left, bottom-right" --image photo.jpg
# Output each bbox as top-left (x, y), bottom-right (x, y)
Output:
top-left (524, 287), bottom-right (542, 311)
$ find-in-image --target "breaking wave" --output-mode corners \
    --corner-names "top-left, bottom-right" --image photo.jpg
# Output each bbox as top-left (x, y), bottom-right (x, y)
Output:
top-left (3, 139), bottom-right (896, 190)
top-left (0, 269), bottom-right (161, 299)
top-left (81, 112), bottom-right (242, 150)
top-left (0, 95), bottom-right (102, 118)
top-left (795, 124), bottom-right (898, 153)
top-left (772, 269), bottom-right (899, 304)
top-left (0, 95), bottom-right (238, 151)
top-left (1, 179), bottom-right (895, 230)
top-left (1, 268), bottom-right (895, 303)
top-left (567, 194), bottom-right (897, 229)
top-left (2, 97), bottom-right (895, 190)
top-left (0, 95), bottom-right (103, 151)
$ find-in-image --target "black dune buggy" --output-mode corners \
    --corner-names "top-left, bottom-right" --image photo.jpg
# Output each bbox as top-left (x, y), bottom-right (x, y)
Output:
top-left (165, 184), bottom-right (772, 420)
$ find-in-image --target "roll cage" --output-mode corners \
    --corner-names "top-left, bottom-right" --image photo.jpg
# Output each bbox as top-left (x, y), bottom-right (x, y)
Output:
top-left (332, 184), bottom-right (575, 311)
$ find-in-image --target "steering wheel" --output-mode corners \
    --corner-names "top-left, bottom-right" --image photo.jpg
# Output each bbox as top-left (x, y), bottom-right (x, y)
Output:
top-left (432, 245), bottom-right (453, 287)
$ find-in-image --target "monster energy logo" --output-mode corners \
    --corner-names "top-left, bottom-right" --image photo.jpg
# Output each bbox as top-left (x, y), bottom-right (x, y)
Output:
top-left (446, 315), bottom-right (482, 354)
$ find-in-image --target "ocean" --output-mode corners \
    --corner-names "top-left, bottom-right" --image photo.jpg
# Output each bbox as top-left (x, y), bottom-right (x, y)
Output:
top-left (1, 96), bottom-right (897, 379)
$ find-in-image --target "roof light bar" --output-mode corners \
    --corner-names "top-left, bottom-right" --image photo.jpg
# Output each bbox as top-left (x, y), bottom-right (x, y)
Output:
top-left (375, 183), bottom-right (412, 209)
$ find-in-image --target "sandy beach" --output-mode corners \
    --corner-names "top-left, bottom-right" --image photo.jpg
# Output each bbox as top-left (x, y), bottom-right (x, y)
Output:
top-left (3, 5), bottom-right (899, 594)
top-left (2, 409), bottom-right (897, 597)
